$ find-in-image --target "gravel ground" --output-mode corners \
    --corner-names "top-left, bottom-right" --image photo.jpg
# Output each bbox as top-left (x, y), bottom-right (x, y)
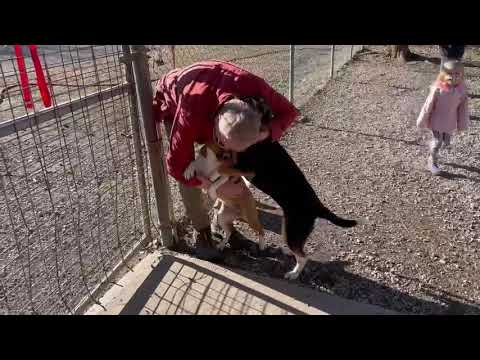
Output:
top-left (173, 45), bottom-right (480, 315)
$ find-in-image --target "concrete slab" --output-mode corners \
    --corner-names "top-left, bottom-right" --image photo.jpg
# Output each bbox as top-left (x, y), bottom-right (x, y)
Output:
top-left (85, 250), bottom-right (396, 315)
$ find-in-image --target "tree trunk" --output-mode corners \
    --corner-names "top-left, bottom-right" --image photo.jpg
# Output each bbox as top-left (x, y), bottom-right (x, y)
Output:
top-left (388, 45), bottom-right (415, 63)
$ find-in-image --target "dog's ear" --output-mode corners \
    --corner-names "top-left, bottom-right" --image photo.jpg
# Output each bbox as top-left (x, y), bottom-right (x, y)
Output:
top-left (242, 96), bottom-right (274, 124)
top-left (199, 145), bottom-right (208, 158)
top-left (256, 97), bottom-right (274, 124)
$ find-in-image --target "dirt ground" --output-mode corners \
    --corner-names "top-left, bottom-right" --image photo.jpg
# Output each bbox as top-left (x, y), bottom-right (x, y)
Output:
top-left (173, 45), bottom-right (480, 315)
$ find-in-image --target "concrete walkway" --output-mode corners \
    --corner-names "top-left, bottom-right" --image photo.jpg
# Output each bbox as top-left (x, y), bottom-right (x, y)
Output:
top-left (85, 250), bottom-right (396, 315)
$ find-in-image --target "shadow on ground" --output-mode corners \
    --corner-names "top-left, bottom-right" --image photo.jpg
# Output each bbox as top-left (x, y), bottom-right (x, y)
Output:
top-left (118, 254), bottom-right (308, 315)
top-left (444, 162), bottom-right (480, 174)
top-left (313, 123), bottom-right (420, 147)
top-left (437, 162), bottom-right (480, 183)
top-left (415, 55), bottom-right (480, 68)
top-left (221, 231), bottom-right (480, 315)
top-left (141, 210), bottom-right (480, 315)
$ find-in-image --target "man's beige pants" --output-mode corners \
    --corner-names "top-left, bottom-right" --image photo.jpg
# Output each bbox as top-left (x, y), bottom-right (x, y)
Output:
top-left (161, 120), bottom-right (211, 231)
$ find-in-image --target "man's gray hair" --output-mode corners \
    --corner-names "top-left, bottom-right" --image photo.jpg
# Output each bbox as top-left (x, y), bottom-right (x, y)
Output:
top-left (217, 98), bottom-right (263, 143)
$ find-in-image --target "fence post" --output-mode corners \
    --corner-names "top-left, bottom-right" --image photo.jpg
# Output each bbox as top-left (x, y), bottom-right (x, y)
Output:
top-left (289, 45), bottom-right (295, 104)
top-left (350, 45), bottom-right (354, 59)
top-left (170, 45), bottom-right (176, 68)
top-left (129, 45), bottom-right (175, 248)
top-left (120, 45), bottom-right (152, 246)
top-left (330, 45), bottom-right (335, 78)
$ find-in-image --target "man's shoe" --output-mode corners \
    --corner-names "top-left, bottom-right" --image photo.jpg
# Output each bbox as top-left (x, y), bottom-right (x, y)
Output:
top-left (194, 228), bottom-right (224, 262)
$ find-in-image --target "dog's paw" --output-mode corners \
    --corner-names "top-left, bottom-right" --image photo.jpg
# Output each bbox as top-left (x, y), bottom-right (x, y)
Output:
top-left (183, 164), bottom-right (196, 180)
top-left (284, 270), bottom-right (300, 280)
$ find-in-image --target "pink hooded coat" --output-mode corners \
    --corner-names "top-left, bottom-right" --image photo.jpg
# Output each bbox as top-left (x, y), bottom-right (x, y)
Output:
top-left (416, 82), bottom-right (469, 134)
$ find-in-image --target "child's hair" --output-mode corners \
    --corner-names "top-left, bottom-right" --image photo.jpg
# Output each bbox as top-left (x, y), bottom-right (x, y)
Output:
top-left (437, 60), bottom-right (464, 84)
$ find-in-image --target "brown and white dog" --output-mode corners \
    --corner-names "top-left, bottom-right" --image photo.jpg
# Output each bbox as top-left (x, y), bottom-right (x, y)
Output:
top-left (184, 143), bottom-right (273, 252)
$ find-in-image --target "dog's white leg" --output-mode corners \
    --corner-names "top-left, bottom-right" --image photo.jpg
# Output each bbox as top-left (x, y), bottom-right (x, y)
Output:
top-left (258, 233), bottom-right (266, 251)
top-left (284, 253), bottom-right (308, 280)
top-left (211, 210), bottom-right (221, 235)
top-left (213, 198), bottom-right (222, 210)
top-left (207, 176), bottom-right (229, 200)
top-left (216, 205), bottom-right (236, 251)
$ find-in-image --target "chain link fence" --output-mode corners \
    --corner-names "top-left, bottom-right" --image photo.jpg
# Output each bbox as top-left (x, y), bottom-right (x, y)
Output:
top-left (293, 45), bottom-right (362, 106)
top-left (148, 45), bottom-right (362, 107)
top-left (0, 44), bottom-right (361, 314)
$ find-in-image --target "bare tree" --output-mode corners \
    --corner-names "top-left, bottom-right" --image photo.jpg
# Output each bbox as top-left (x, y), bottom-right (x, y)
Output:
top-left (387, 45), bottom-right (419, 63)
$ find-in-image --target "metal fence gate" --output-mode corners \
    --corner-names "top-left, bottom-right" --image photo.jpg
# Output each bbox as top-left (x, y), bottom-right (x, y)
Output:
top-left (0, 45), bottom-right (159, 314)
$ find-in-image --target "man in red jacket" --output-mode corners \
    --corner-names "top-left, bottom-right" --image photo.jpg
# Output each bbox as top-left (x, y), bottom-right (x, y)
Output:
top-left (153, 60), bottom-right (300, 260)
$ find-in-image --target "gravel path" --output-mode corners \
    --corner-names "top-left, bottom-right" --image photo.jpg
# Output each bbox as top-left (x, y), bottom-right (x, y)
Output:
top-left (175, 45), bottom-right (480, 315)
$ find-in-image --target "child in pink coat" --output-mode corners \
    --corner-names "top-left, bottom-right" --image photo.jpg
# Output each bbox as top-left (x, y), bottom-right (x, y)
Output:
top-left (417, 60), bottom-right (470, 175)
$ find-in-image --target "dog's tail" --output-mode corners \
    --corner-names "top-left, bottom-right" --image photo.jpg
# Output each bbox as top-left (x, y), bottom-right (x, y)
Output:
top-left (328, 216), bottom-right (357, 228)
top-left (317, 204), bottom-right (357, 228)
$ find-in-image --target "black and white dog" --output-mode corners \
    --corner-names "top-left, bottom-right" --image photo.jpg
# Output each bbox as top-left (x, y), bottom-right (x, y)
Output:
top-left (235, 140), bottom-right (357, 280)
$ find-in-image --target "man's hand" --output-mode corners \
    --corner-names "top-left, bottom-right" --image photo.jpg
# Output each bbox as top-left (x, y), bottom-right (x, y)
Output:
top-left (183, 162), bottom-right (197, 180)
top-left (184, 162), bottom-right (212, 190)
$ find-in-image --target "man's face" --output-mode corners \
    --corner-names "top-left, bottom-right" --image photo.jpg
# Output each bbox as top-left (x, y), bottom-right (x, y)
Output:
top-left (216, 123), bottom-right (270, 153)
top-left (217, 132), bottom-right (256, 152)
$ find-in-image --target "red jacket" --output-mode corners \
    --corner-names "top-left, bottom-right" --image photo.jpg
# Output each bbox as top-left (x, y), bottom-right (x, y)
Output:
top-left (153, 60), bottom-right (300, 187)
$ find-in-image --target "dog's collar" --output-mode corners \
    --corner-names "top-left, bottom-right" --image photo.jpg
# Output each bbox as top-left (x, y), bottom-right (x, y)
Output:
top-left (209, 174), bottom-right (222, 183)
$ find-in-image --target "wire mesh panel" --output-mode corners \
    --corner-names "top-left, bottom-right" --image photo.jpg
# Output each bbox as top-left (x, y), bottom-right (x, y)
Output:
top-left (293, 45), bottom-right (357, 107)
top-left (164, 45), bottom-right (359, 109)
top-left (168, 45), bottom-right (291, 97)
top-left (0, 45), bottom-right (152, 314)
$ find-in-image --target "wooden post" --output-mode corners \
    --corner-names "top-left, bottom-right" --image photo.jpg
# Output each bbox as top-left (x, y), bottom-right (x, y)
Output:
top-left (129, 45), bottom-right (175, 248)
top-left (120, 45), bottom-right (152, 246)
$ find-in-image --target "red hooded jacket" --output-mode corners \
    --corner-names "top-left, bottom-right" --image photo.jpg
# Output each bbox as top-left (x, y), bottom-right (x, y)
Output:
top-left (153, 60), bottom-right (300, 187)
